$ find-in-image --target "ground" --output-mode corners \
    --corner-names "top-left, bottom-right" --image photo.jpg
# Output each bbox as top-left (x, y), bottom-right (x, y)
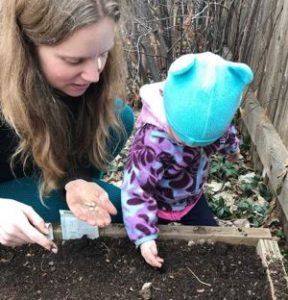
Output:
top-left (0, 237), bottom-right (272, 300)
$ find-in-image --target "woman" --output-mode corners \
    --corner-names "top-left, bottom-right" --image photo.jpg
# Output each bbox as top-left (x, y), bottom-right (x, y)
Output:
top-left (0, 0), bottom-right (134, 252)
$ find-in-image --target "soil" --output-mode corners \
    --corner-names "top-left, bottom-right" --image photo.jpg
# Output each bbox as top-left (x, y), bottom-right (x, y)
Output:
top-left (0, 237), bottom-right (273, 300)
top-left (266, 260), bottom-right (288, 300)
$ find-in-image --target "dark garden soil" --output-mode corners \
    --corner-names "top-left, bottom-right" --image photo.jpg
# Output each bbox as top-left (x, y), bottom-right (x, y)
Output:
top-left (0, 237), bottom-right (275, 300)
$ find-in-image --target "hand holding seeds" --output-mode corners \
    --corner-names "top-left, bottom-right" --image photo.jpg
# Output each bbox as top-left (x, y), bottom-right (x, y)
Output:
top-left (65, 179), bottom-right (117, 227)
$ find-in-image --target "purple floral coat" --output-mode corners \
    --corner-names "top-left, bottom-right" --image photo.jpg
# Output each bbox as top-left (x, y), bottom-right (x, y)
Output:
top-left (121, 83), bottom-right (240, 246)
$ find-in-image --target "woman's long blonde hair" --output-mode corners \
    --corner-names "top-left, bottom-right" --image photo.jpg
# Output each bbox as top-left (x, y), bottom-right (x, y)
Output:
top-left (0, 0), bottom-right (126, 196)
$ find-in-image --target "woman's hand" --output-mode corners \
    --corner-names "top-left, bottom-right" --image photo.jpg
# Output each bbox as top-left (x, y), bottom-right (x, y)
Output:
top-left (65, 179), bottom-right (117, 227)
top-left (0, 199), bottom-right (58, 252)
top-left (140, 240), bottom-right (164, 268)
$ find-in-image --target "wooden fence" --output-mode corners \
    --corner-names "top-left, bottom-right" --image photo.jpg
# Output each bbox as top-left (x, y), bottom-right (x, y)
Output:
top-left (224, 0), bottom-right (288, 147)
top-left (224, 0), bottom-right (288, 235)
top-left (120, 0), bottom-right (233, 106)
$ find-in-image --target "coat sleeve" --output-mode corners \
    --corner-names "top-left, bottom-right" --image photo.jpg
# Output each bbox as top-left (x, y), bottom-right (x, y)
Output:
top-left (121, 127), bottom-right (165, 247)
top-left (218, 124), bottom-right (240, 155)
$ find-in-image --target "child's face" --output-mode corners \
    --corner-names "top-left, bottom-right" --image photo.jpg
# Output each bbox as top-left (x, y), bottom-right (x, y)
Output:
top-left (167, 127), bottom-right (186, 146)
top-left (167, 126), bottom-right (198, 148)
top-left (167, 127), bottom-right (181, 143)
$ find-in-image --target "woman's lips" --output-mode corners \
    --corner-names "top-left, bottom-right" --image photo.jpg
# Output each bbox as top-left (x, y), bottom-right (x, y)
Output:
top-left (69, 83), bottom-right (90, 94)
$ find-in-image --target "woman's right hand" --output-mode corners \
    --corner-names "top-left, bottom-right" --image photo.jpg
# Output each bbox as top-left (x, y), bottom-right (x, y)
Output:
top-left (65, 179), bottom-right (117, 228)
top-left (0, 199), bottom-right (58, 252)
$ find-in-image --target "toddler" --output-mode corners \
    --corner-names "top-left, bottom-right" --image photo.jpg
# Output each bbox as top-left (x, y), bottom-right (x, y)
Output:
top-left (121, 52), bottom-right (253, 268)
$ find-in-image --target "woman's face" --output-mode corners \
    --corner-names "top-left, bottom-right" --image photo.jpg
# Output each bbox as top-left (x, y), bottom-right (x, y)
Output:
top-left (37, 17), bottom-right (116, 97)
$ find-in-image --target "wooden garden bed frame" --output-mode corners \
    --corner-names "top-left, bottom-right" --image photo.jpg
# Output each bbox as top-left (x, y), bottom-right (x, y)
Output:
top-left (52, 224), bottom-right (288, 300)
top-left (242, 91), bottom-right (288, 238)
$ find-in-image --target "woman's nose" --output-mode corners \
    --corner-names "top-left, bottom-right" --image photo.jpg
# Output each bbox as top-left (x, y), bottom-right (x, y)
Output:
top-left (81, 57), bottom-right (103, 83)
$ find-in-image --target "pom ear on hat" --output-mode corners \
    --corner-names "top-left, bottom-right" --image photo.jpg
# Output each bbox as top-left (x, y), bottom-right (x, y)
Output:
top-left (168, 53), bottom-right (196, 75)
top-left (163, 52), bottom-right (254, 146)
top-left (227, 63), bottom-right (254, 86)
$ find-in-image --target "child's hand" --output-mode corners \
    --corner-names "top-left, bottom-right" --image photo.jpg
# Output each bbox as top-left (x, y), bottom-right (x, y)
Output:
top-left (140, 240), bottom-right (164, 268)
top-left (226, 151), bottom-right (241, 162)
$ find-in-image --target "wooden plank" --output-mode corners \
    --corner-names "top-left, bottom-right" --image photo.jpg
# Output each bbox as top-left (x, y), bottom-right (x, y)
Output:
top-left (51, 224), bottom-right (272, 246)
top-left (257, 239), bottom-right (288, 300)
top-left (156, 225), bottom-right (272, 246)
top-left (272, 2), bottom-right (288, 141)
top-left (102, 225), bottom-right (273, 246)
top-left (241, 92), bottom-right (288, 235)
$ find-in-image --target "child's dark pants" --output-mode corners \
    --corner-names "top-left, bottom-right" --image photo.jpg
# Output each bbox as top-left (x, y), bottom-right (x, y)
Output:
top-left (158, 193), bottom-right (218, 226)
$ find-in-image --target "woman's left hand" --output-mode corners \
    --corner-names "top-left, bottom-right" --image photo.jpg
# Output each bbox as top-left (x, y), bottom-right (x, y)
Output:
top-left (65, 179), bottom-right (117, 227)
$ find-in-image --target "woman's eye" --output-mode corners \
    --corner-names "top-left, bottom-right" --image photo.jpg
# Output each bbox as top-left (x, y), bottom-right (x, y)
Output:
top-left (100, 52), bottom-right (109, 59)
top-left (65, 58), bottom-right (83, 65)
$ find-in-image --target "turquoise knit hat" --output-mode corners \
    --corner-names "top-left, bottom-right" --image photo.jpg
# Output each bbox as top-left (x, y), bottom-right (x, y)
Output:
top-left (163, 52), bottom-right (254, 146)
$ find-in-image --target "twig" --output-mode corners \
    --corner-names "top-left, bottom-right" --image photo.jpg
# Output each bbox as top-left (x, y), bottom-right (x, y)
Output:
top-left (101, 241), bottom-right (111, 252)
top-left (186, 266), bottom-right (212, 287)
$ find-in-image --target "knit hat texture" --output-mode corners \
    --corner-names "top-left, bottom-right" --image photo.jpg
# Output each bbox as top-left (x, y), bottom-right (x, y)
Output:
top-left (163, 52), bottom-right (254, 146)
